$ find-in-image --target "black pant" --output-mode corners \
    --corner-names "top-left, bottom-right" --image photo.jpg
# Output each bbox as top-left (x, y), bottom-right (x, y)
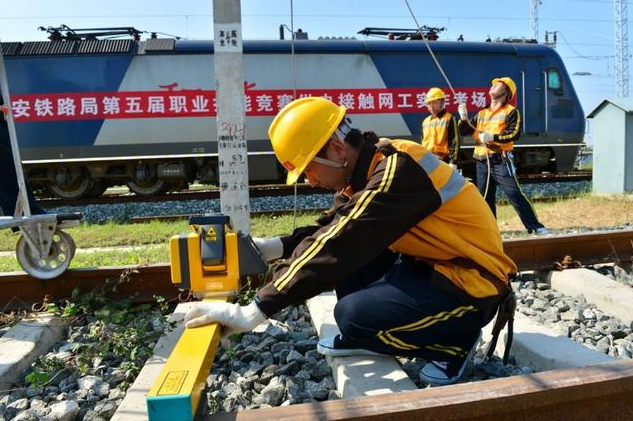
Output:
top-left (476, 153), bottom-right (544, 233)
top-left (334, 255), bottom-right (484, 362)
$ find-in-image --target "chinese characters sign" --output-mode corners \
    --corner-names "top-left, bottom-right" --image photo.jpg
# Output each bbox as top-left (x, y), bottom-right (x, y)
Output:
top-left (10, 87), bottom-right (490, 123)
top-left (214, 24), bottom-right (242, 52)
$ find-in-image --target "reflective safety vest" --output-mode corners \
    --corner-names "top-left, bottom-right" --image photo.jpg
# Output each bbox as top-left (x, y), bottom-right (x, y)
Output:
top-left (473, 103), bottom-right (519, 157)
top-left (370, 139), bottom-right (516, 299)
top-left (421, 111), bottom-right (454, 159)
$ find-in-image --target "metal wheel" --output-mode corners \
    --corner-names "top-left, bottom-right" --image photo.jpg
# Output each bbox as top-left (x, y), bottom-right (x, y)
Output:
top-left (47, 167), bottom-right (93, 199)
top-left (16, 230), bottom-right (76, 279)
top-left (126, 163), bottom-right (169, 196)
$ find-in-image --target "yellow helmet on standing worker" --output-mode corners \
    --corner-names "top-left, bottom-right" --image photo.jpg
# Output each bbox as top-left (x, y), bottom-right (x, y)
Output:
top-left (425, 87), bottom-right (446, 103)
top-left (268, 97), bottom-right (346, 185)
top-left (491, 77), bottom-right (516, 100)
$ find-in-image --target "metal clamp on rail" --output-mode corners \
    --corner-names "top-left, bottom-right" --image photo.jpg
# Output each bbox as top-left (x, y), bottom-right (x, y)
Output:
top-left (147, 213), bottom-right (268, 421)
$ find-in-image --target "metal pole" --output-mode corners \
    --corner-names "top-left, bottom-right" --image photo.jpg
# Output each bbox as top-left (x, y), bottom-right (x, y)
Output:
top-left (213, 0), bottom-right (250, 232)
top-left (0, 32), bottom-right (31, 217)
top-left (530, 0), bottom-right (539, 42)
top-left (615, 0), bottom-right (629, 97)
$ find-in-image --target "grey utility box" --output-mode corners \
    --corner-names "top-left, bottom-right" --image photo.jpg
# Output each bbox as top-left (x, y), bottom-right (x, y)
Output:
top-left (587, 99), bottom-right (633, 193)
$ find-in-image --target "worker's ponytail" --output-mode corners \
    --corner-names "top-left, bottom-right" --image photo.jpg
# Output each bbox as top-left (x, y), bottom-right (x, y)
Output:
top-left (341, 128), bottom-right (379, 150)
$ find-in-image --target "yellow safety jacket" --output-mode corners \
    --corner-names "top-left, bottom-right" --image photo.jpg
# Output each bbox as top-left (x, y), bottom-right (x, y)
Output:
top-left (470, 103), bottom-right (521, 159)
top-left (256, 137), bottom-right (517, 317)
top-left (421, 110), bottom-right (458, 161)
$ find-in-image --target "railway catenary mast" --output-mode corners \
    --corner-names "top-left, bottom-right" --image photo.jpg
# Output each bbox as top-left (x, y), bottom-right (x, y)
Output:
top-left (615, 0), bottom-right (629, 97)
top-left (530, 0), bottom-right (540, 42)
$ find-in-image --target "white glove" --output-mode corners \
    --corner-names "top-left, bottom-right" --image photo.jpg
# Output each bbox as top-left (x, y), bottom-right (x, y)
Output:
top-left (253, 237), bottom-right (283, 262)
top-left (448, 163), bottom-right (456, 170)
top-left (479, 132), bottom-right (494, 143)
top-left (458, 104), bottom-right (468, 120)
top-left (185, 301), bottom-right (267, 337)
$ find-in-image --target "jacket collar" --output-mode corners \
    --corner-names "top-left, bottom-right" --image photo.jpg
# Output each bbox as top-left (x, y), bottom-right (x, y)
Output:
top-left (345, 137), bottom-right (379, 196)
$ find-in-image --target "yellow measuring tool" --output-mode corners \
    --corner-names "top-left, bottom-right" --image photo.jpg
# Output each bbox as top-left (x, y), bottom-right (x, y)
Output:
top-left (147, 214), bottom-right (268, 420)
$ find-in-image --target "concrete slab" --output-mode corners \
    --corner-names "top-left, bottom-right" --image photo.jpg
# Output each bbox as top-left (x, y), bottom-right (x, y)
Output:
top-left (0, 313), bottom-right (67, 391)
top-left (549, 268), bottom-right (633, 327)
top-left (483, 312), bottom-right (614, 372)
top-left (111, 302), bottom-right (195, 421)
top-left (306, 291), bottom-right (417, 399)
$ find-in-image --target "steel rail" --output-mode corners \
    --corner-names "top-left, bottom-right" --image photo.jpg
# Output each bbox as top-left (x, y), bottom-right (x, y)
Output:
top-left (504, 228), bottom-right (633, 271)
top-left (36, 171), bottom-right (591, 208)
top-left (2, 228), bottom-right (631, 311)
top-left (205, 358), bottom-right (633, 421)
top-left (0, 264), bottom-right (177, 312)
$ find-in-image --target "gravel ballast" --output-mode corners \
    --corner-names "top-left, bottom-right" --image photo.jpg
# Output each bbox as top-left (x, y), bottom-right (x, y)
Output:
top-left (203, 304), bottom-right (338, 414)
top-left (513, 273), bottom-right (633, 359)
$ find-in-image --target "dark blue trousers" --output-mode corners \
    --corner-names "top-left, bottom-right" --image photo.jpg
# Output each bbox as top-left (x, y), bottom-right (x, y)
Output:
top-left (334, 255), bottom-right (485, 362)
top-left (476, 153), bottom-right (544, 232)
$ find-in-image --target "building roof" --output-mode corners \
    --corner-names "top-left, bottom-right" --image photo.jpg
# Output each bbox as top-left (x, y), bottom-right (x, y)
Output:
top-left (587, 98), bottom-right (633, 118)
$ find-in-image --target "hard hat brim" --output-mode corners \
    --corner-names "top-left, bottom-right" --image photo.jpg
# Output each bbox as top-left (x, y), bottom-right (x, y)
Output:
top-left (282, 104), bottom-right (346, 185)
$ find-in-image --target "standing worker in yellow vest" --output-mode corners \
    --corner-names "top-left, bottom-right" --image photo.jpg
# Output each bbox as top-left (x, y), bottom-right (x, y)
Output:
top-left (421, 87), bottom-right (459, 163)
top-left (458, 77), bottom-right (548, 235)
top-left (184, 97), bottom-right (518, 386)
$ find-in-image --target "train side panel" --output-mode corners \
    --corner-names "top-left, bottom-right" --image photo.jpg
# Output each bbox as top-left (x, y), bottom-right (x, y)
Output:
top-left (3, 40), bottom-right (585, 197)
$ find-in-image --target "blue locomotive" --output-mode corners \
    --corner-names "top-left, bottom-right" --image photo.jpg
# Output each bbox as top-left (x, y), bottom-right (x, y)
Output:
top-left (3, 38), bottom-right (584, 198)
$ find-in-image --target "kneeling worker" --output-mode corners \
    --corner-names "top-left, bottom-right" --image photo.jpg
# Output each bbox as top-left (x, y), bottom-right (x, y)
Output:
top-left (185, 97), bottom-right (516, 385)
top-left (421, 87), bottom-right (459, 164)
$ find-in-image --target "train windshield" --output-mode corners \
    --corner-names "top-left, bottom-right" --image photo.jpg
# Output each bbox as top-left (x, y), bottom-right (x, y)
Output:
top-left (547, 68), bottom-right (563, 93)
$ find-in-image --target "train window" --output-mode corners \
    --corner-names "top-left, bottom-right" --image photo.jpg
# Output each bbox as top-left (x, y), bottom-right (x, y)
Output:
top-left (547, 68), bottom-right (563, 94)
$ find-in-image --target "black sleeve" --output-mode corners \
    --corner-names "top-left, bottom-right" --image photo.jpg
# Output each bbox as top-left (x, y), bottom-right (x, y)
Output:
top-left (255, 151), bottom-right (442, 316)
top-left (448, 115), bottom-right (460, 162)
top-left (458, 113), bottom-right (478, 136)
top-left (494, 108), bottom-right (521, 143)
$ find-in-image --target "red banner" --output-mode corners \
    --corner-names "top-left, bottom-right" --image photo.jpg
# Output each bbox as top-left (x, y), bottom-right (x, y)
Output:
top-left (10, 87), bottom-right (491, 122)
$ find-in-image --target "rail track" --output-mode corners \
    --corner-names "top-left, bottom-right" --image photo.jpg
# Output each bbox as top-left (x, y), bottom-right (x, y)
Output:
top-left (1, 228), bottom-right (630, 312)
top-left (2, 227), bottom-right (632, 420)
top-left (206, 359), bottom-right (633, 420)
top-left (36, 171), bottom-right (592, 208)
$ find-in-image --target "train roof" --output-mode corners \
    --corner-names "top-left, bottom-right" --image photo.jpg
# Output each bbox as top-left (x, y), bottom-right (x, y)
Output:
top-left (179, 40), bottom-right (554, 57)
top-left (1, 38), bottom-right (556, 57)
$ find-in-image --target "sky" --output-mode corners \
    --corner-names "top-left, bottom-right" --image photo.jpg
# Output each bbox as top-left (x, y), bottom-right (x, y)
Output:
top-left (0, 0), bottom-right (628, 141)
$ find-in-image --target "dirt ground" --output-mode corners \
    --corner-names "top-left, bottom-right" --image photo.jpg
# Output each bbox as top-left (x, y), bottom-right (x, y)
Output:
top-left (497, 194), bottom-right (633, 235)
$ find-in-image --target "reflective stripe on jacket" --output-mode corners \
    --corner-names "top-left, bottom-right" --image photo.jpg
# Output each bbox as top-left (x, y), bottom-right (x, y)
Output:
top-left (471, 104), bottom-right (521, 158)
top-left (256, 138), bottom-right (517, 317)
top-left (421, 110), bottom-right (458, 160)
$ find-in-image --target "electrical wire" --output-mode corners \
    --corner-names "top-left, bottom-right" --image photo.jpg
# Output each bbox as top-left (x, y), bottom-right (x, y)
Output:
top-left (402, 0), bottom-right (491, 199)
top-left (289, 0), bottom-right (299, 231)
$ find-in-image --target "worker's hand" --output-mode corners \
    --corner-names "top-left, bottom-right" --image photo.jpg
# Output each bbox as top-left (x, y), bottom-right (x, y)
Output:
top-left (448, 162), bottom-right (457, 170)
top-left (253, 237), bottom-right (283, 262)
top-left (185, 301), bottom-right (267, 337)
top-left (458, 104), bottom-right (468, 121)
top-left (479, 132), bottom-right (494, 144)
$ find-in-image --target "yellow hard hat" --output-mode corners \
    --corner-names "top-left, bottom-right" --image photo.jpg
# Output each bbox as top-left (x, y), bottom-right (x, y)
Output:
top-left (268, 97), bottom-right (346, 185)
top-left (426, 87), bottom-right (446, 103)
top-left (492, 77), bottom-right (516, 100)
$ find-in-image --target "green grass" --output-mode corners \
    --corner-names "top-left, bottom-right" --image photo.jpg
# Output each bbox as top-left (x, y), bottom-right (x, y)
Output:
top-left (0, 220), bottom-right (190, 252)
top-left (0, 244), bottom-right (169, 272)
top-left (0, 211), bottom-right (323, 270)
top-left (3, 193), bottom-right (631, 271)
top-left (0, 212), bottom-right (323, 252)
